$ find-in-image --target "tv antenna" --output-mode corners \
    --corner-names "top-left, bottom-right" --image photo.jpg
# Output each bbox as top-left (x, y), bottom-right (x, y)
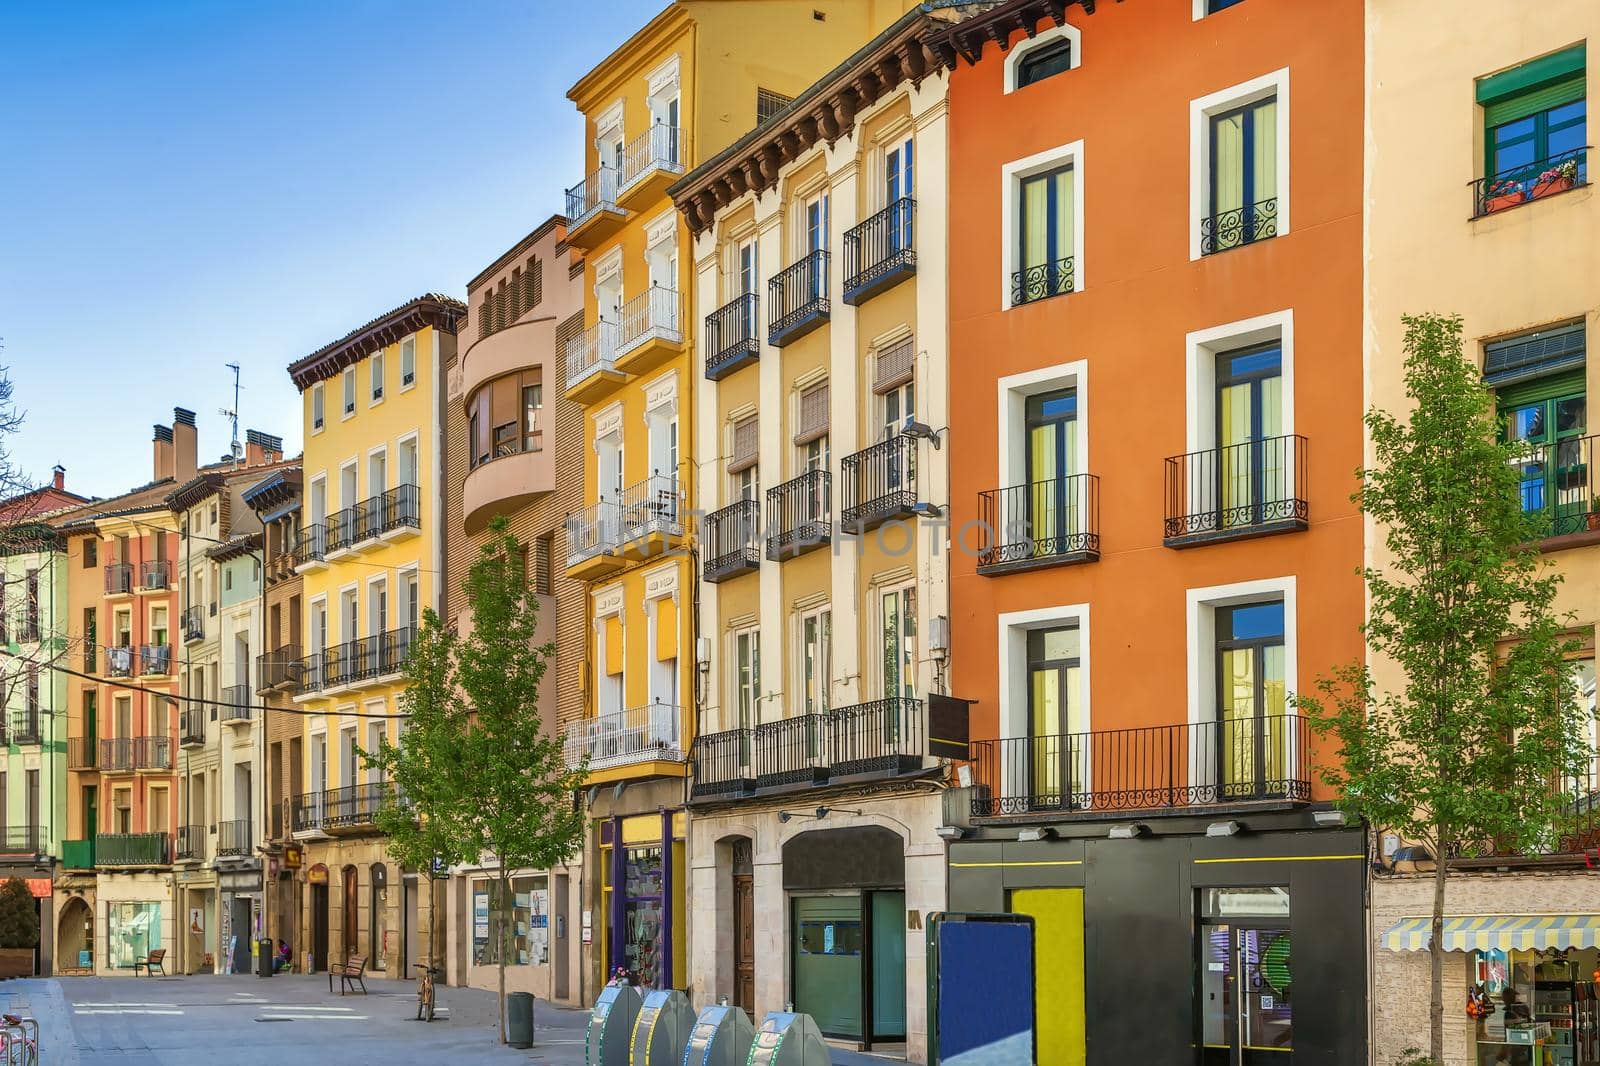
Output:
top-left (221, 362), bottom-right (242, 465)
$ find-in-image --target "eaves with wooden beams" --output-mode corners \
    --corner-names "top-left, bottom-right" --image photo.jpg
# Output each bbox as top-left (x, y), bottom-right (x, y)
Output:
top-left (934, 0), bottom-right (1113, 66)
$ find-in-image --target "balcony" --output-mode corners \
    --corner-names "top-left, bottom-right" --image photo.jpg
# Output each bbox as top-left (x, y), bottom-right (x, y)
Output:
top-left (1010, 255), bottom-right (1074, 307)
top-left (615, 474), bottom-right (684, 562)
top-left (565, 320), bottom-right (625, 404)
top-left (766, 470), bottom-right (830, 561)
top-left (1164, 434), bottom-right (1307, 547)
top-left (843, 198), bottom-right (915, 305)
top-left (0, 828), bottom-right (43, 857)
top-left (841, 435), bottom-right (918, 535)
top-left (222, 684), bottom-right (252, 724)
top-left (67, 736), bottom-right (97, 770)
top-left (564, 165), bottom-right (628, 250)
top-left (768, 250), bottom-right (830, 348)
top-left (180, 709), bottom-right (206, 747)
top-left (133, 736), bottom-right (171, 771)
top-left (689, 729), bottom-right (754, 801)
top-left (291, 790), bottom-right (328, 838)
top-left (463, 403), bottom-right (555, 534)
top-left (1515, 433), bottom-right (1600, 549)
top-left (104, 645), bottom-right (135, 678)
top-left (702, 499), bottom-right (761, 584)
top-left (96, 832), bottom-right (171, 868)
top-left (976, 475), bottom-right (1101, 575)
top-left (83, 641), bottom-right (97, 673)
top-left (967, 714), bottom-right (1312, 820)
top-left (293, 524), bottom-right (327, 572)
top-left (258, 644), bottom-right (301, 693)
top-left (566, 500), bottom-right (625, 579)
top-left (175, 824), bottom-right (205, 862)
top-left (139, 560), bottom-right (170, 591)
top-left (563, 703), bottom-right (683, 774)
top-left (104, 563), bottom-right (132, 596)
top-left (1199, 197), bottom-right (1278, 256)
top-left (9, 712), bottom-right (40, 746)
top-left (181, 605), bottom-right (204, 643)
top-left (614, 287), bottom-right (683, 376)
top-left (1472, 146), bottom-right (1589, 219)
top-left (140, 643), bottom-right (172, 677)
top-left (704, 293), bottom-right (760, 381)
top-left (218, 819), bottom-right (252, 857)
top-left (328, 485), bottom-right (420, 556)
top-left (321, 627), bottom-right (414, 691)
top-left (325, 783), bottom-right (387, 832)
top-left (61, 838), bottom-right (94, 870)
top-left (618, 124), bottom-right (685, 210)
top-left (293, 649), bottom-right (326, 693)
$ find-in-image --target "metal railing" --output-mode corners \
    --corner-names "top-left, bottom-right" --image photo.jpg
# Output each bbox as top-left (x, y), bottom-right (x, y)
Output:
top-left (8, 712), bottom-right (39, 746)
top-left (323, 627), bottom-right (414, 688)
top-left (844, 197), bottom-right (915, 300)
top-left (95, 832), bottom-right (170, 867)
top-left (139, 644), bottom-right (172, 676)
top-left (617, 286), bottom-right (681, 357)
top-left (977, 475), bottom-right (1101, 571)
top-left (702, 499), bottom-right (761, 582)
top-left (104, 645), bottom-right (135, 678)
top-left (705, 293), bottom-right (759, 380)
top-left (1199, 197), bottom-right (1278, 255)
top-left (968, 714), bottom-right (1312, 817)
top-left (1164, 433), bottom-right (1307, 541)
top-left (563, 703), bottom-right (682, 771)
top-left (83, 641), bottom-right (97, 672)
top-left (258, 644), bottom-right (301, 692)
top-left (181, 605), bottom-right (205, 642)
top-left (619, 473), bottom-right (684, 540)
top-left (139, 560), bottom-right (170, 590)
top-left (62, 838), bottom-right (94, 870)
top-left (565, 164), bottom-right (621, 226)
top-left (566, 499), bottom-right (622, 569)
top-left (1453, 765), bottom-right (1600, 860)
top-left (67, 736), bottom-right (96, 770)
top-left (100, 738), bottom-right (134, 772)
top-left (175, 824), bottom-right (205, 861)
top-left (218, 819), bottom-right (252, 857)
top-left (295, 649), bottom-right (325, 693)
top-left (841, 435), bottom-right (917, 532)
top-left (1010, 255), bottom-right (1074, 306)
top-left (768, 249), bottom-right (829, 346)
top-left (291, 790), bottom-right (327, 833)
top-left (754, 714), bottom-right (829, 790)
top-left (293, 524), bottom-right (327, 567)
top-left (1472, 146), bottom-right (1589, 218)
top-left (324, 783), bottom-right (386, 829)
top-left (619, 124), bottom-right (685, 191)
top-left (566, 319), bottom-right (621, 392)
top-left (1515, 433), bottom-right (1600, 539)
top-left (134, 736), bottom-right (171, 771)
top-left (690, 728), bottom-right (753, 800)
top-left (180, 709), bottom-right (206, 746)
top-left (327, 485), bottom-right (419, 551)
top-left (0, 828), bottom-right (42, 855)
top-left (221, 684), bottom-right (252, 722)
top-left (828, 698), bottom-right (925, 777)
top-left (104, 564), bottom-right (132, 595)
top-left (766, 470), bottom-right (831, 560)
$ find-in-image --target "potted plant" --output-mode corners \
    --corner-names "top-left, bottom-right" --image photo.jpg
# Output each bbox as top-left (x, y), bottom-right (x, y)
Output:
top-left (1483, 178), bottom-right (1526, 213)
top-left (1586, 498), bottom-right (1600, 532)
top-left (0, 878), bottom-right (39, 978)
top-left (1532, 157), bottom-right (1580, 199)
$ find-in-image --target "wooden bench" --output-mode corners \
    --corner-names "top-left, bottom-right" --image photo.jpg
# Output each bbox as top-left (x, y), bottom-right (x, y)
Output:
top-left (329, 953), bottom-right (368, 995)
top-left (132, 949), bottom-right (166, 977)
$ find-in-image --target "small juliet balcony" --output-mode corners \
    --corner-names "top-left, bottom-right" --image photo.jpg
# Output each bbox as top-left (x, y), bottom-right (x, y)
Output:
top-left (1516, 433), bottom-right (1600, 550)
top-left (564, 165), bottom-right (628, 250)
top-left (702, 498), bottom-right (760, 584)
top-left (704, 293), bottom-right (759, 382)
top-left (139, 560), bottom-right (170, 592)
top-left (766, 469), bottom-right (830, 561)
top-left (0, 827), bottom-right (43, 859)
top-left (565, 320), bottom-right (625, 404)
top-left (841, 435), bottom-right (918, 535)
top-left (9, 711), bottom-right (40, 746)
top-left (617, 124), bottom-right (685, 211)
top-left (976, 474), bottom-right (1101, 575)
top-left (292, 524), bottom-right (327, 572)
top-left (843, 197), bottom-right (915, 305)
top-left (291, 790), bottom-right (328, 839)
top-left (139, 643), bottom-right (172, 677)
top-left (1199, 197), bottom-right (1278, 257)
top-left (175, 824), bottom-right (205, 863)
top-left (614, 286), bottom-right (683, 376)
top-left (104, 563), bottom-right (133, 596)
top-left (180, 709), bottom-right (206, 747)
top-left (565, 499), bottom-right (626, 581)
top-left (563, 702), bottom-right (684, 777)
top-left (1164, 433), bottom-right (1308, 547)
top-left (768, 250), bottom-right (829, 348)
top-left (1010, 255), bottom-right (1075, 307)
top-left (258, 644), bottom-right (301, 693)
top-left (104, 644), bottom-right (135, 678)
top-left (67, 736), bottom-right (97, 771)
top-left (1472, 146), bottom-right (1589, 219)
top-left (217, 819), bottom-right (252, 858)
top-left (221, 684), bottom-right (252, 725)
top-left (181, 604), bottom-right (205, 644)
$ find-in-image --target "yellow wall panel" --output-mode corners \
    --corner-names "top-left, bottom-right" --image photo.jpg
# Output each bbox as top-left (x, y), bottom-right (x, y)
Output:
top-left (1010, 888), bottom-right (1086, 1066)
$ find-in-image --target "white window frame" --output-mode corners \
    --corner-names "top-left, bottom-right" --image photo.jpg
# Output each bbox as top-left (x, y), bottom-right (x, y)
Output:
top-left (1004, 20), bottom-right (1081, 95)
top-left (875, 579), bottom-right (918, 700)
top-left (370, 350), bottom-right (385, 405)
top-left (1192, 0), bottom-right (1242, 19)
top-left (730, 624), bottom-right (761, 731)
top-left (342, 368), bottom-right (357, 419)
top-left (1184, 309), bottom-right (1295, 453)
top-left (1001, 139), bottom-right (1086, 309)
top-left (395, 431), bottom-right (421, 489)
top-left (1189, 68), bottom-right (1290, 261)
top-left (996, 360), bottom-right (1089, 493)
top-left (311, 383), bottom-right (325, 434)
top-left (996, 604), bottom-right (1091, 807)
top-left (399, 334), bottom-right (417, 392)
top-left (796, 605), bottom-right (832, 716)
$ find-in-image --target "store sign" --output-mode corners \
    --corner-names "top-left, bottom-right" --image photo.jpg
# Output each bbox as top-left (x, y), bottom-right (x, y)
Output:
top-left (307, 863), bottom-right (329, 885)
top-left (283, 844), bottom-right (303, 869)
top-left (24, 879), bottom-right (50, 899)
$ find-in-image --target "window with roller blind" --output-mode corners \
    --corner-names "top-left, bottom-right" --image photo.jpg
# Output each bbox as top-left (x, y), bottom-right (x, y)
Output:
top-left (1476, 44), bottom-right (1586, 213)
top-left (466, 369), bottom-right (544, 467)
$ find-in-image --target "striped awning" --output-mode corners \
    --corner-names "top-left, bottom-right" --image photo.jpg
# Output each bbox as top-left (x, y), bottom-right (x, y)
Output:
top-left (1384, 914), bottom-right (1600, 953)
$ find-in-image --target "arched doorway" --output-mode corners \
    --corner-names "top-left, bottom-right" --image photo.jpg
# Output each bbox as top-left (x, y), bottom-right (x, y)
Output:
top-left (342, 866), bottom-right (359, 960)
top-left (57, 897), bottom-right (92, 974)
top-left (726, 836), bottom-right (754, 1012)
top-left (369, 864), bottom-right (389, 973)
top-left (308, 864), bottom-right (330, 972)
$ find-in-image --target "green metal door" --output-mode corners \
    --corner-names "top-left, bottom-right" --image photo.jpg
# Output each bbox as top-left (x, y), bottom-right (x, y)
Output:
top-left (794, 895), bottom-right (863, 1039)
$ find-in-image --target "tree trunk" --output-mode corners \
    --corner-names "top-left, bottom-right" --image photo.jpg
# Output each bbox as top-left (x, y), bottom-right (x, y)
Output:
top-left (1430, 830), bottom-right (1447, 1064)
top-left (498, 870), bottom-right (509, 1045)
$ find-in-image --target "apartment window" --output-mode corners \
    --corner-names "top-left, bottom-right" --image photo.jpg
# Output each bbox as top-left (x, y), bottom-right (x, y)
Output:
top-left (1489, 323), bottom-right (1587, 532)
top-left (114, 789), bottom-right (132, 834)
top-left (149, 786), bottom-right (169, 834)
top-left (342, 368), bottom-right (356, 416)
top-left (1003, 141), bottom-right (1084, 307)
top-left (1215, 601), bottom-right (1287, 797)
top-left (370, 351), bottom-right (385, 403)
top-left (1196, 0), bottom-right (1247, 14)
top-left (523, 382), bottom-right (543, 452)
top-left (531, 534), bottom-right (554, 597)
top-left (1478, 46), bottom-right (1587, 213)
top-left (799, 608), bottom-right (831, 715)
top-left (1193, 71), bottom-right (1288, 258)
top-left (467, 370), bottom-right (544, 467)
top-left (733, 627), bottom-right (760, 731)
top-left (83, 538), bottom-right (96, 568)
top-left (880, 584), bottom-right (916, 700)
top-left (151, 606), bottom-right (168, 647)
top-left (1008, 22), bottom-right (1079, 93)
top-left (1214, 343), bottom-right (1287, 529)
top-left (400, 335), bottom-right (417, 388)
top-left (311, 384), bottom-right (325, 431)
top-left (756, 87), bottom-right (793, 126)
top-left (1026, 625), bottom-right (1084, 804)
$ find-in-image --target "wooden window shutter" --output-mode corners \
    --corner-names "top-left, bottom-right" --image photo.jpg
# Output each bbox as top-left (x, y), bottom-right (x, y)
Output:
top-left (604, 616), bottom-right (624, 676)
top-left (794, 382), bottom-right (830, 444)
top-left (874, 337), bottom-right (915, 394)
top-left (729, 417), bottom-right (759, 473)
top-left (655, 599), bottom-right (678, 662)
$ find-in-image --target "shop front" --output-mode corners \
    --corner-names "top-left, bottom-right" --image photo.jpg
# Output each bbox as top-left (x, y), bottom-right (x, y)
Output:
top-left (218, 866), bottom-right (262, 975)
top-left (599, 810), bottom-right (685, 990)
top-left (53, 877), bottom-right (95, 975)
top-left (97, 872), bottom-right (175, 976)
top-left (175, 867), bottom-right (217, 973)
top-left (446, 860), bottom-right (581, 1004)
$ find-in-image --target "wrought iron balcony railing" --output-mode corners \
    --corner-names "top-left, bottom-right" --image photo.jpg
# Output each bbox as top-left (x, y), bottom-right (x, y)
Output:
top-left (844, 197), bottom-right (915, 304)
top-left (768, 249), bottom-right (830, 347)
top-left (291, 790), bottom-right (326, 833)
top-left (704, 293), bottom-right (759, 381)
top-left (134, 735), bottom-right (171, 771)
top-left (218, 818), bottom-right (252, 857)
top-left (976, 475), bottom-right (1100, 574)
top-left (566, 499), bottom-right (622, 569)
top-left (619, 124), bottom-right (685, 192)
top-left (690, 728), bottom-right (754, 801)
top-left (105, 644), bottom-right (135, 678)
top-left (1163, 433), bottom-right (1308, 545)
top-left (175, 824), bottom-right (205, 861)
top-left (327, 485), bottom-right (419, 551)
top-left (566, 319), bottom-right (621, 393)
top-left (139, 560), bottom-right (170, 591)
top-left (104, 564), bottom-right (132, 595)
top-left (841, 435), bottom-right (917, 534)
top-left (766, 470), bottom-right (830, 561)
top-left (617, 286), bottom-right (681, 359)
top-left (181, 604), bottom-right (205, 643)
top-left (565, 165), bottom-right (621, 228)
top-left (325, 783), bottom-right (386, 829)
top-left (293, 523), bottom-right (327, 567)
top-left (1010, 255), bottom-right (1074, 307)
top-left (258, 644), bottom-right (301, 692)
top-left (0, 827), bottom-right (42, 856)
top-left (563, 703), bottom-right (682, 771)
top-left (1450, 765), bottom-right (1600, 861)
top-left (139, 643), bottom-right (172, 676)
top-left (968, 714), bottom-right (1312, 818)
top-left (8, 712), bottom-right (40, 746)
top-left (67, 736), bottom-right (96, 770)
top-left (702, 499), bottom-right (761, 583)
top-left (95, 832), bottom-right (170, 867)
top-left (1472, 146), bottom-right (1589, 219)
top-left (322, 627), bottom-right (414, 689)
top-left (754, 713), bottom-right (829, 790)
top-left (221, 684), bottom-right (252, 723)
top-left (566, 476), bottom-right (684, 569)
top-left (1200, 197), bottom-right (1278, 256)
top-left (180, 709), bottom-right (206, 746)
top-left (1514, 432), bottom-right (1600, 540)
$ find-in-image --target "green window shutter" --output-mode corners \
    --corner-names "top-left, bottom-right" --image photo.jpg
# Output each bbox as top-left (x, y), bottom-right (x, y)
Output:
top-left (1478, 43), bottom-right (1586, 105)
top-left (1484, 73), bottom-right (1585, 127)
top-left (1496, 367), bottom-right (1585, 409)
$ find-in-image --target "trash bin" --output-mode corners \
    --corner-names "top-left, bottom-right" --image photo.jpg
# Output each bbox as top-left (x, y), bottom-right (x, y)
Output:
top-left (507, 991), bottom-right (535, 1049)
top-left (256, 939), bottom-right (273, 978)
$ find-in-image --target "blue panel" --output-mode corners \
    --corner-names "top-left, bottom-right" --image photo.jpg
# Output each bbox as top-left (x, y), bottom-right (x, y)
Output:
top-left (936, 920), bottom-right (1034, 1061)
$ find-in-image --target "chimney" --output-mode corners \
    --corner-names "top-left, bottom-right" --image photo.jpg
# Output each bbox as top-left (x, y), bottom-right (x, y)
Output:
top-left (51, 465), bottom-right (64, 491)
top-left (153, 425), bottom-right (174, 481)
top-left (173, 407), bottom-right (197, 483)
top-left (245, 429), bottom-right (284, 468)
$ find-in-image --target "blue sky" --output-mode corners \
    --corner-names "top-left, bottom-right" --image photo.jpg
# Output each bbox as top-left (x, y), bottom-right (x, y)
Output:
top-left (0, 0), bottom-right (661, 498)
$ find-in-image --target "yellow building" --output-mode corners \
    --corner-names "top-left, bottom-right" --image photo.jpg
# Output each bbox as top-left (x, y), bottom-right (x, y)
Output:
top-left (558, 0), bottom-right (913, 994)
top-left (285, 294), bottom-right (464, 979)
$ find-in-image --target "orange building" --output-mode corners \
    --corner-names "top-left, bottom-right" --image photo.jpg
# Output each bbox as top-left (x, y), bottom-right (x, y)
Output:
top-left (937, 1), bottom-right (1365, 1062)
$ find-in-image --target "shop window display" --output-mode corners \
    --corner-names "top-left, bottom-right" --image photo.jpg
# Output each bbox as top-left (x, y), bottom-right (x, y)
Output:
top-left (107, 902), bottom-right (162, 970)
top-left (623, 847), bottom-right (665, 986)
top-left (472, 876), bottom-right (551, 967)
top-left (1471, 948), bottom-right (1600, 1065)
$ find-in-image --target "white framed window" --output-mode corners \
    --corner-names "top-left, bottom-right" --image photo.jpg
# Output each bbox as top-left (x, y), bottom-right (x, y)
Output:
top-left (734, 466), bottom-right (760, 504)
top-left (798, 189), bottom-right (830, 257)
top-left (878, 582), bottom-right (917, 700)
top-left (996, 603), bottom-right (1090, 805)
top-left (311, 383), bottom-right (325, 433)
top-left (366, 716), bottom-right (387, 785)
top-left (1193, 0), bottom-right (1248, 19)
top-left (1184, 311), bottom-right (1295, 452)
top-left (370, 351), bottom-right (385, 404)
top-left (400, 335), bottom-right (417, 390)
top-left (798, 606), bottom-right (831, 715)
top-left (1190, 68), bottom-right (1289, 260)
top-left (732, 626), bottom-right (760, 731)
top-left (342, 368), bottom-right (356, 417)
top-left (880, 381), bottom-right (915, 442)
top-left (1002, 140), bottom-right (1085, 308)
top-left (801, 437), bottom-right (829, 475)
top-left (1004, 21), bottom-right (1080, 94)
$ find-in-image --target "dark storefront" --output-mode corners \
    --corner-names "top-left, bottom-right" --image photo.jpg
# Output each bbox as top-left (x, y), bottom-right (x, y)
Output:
top-left (945, 812), bottom-right (1366, 1065)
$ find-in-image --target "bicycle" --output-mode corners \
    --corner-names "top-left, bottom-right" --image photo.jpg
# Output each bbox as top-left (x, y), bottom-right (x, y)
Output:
top-left (0, 1013), bottom-right (39, 1066)
top-left (414, 962), bottom-right (442, 1022)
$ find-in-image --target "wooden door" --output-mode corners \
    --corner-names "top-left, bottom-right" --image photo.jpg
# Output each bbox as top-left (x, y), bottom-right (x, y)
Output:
top-left (342, 867), bottom-right (359, 959)
top-left (733, 874), bottom-right (755, 1012)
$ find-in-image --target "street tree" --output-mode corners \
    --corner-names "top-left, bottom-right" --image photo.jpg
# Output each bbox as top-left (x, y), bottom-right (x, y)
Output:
top-left (1297, 313), bottom-right (1592, 1065)
top-left (362, 516), bottom-right (586, 1043)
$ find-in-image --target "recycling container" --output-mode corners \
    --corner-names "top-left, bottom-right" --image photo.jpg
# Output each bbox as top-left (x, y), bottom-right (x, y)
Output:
top-left (507, 991), bottom-right (534, 1048)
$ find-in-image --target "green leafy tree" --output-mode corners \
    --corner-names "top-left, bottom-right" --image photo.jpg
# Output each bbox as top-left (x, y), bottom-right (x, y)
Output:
top-left (363, 516), bottom-right (586, 1043)
top-left (0, 877), bottom-right (38, 950)
top-left (1297, 313), bottom-right (1591, 1065)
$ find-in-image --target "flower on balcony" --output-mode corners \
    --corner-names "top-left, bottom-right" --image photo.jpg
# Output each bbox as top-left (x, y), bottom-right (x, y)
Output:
top-left (1539, 158), bottom-right (1580, 186)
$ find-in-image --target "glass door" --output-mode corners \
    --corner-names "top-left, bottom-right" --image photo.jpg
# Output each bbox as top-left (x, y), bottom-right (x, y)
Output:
top-left (885, 137), bottom-right (914, 252)
top-left (1026, 389), bottom-right (1079, 556)
top-left (1501, 381), bottom-right (1586, 535)
top-left (1216, 344), bottom-right (1283, 529)
top-left (1027, 626), bottom-right (1083, 809)
top-left (1209, 96), bottom-right (1277, 250)
top-left (1200, 923), bottom-right (1294, 1065)
top-left (1215, 602), bottom-right (1287, 799)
